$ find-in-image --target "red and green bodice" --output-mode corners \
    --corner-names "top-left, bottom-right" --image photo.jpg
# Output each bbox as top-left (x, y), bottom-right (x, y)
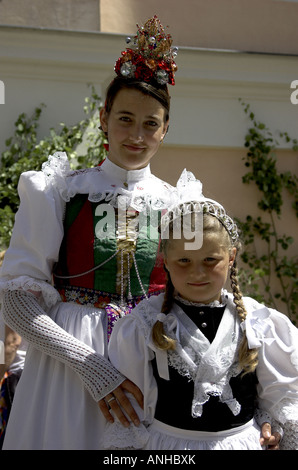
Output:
top-left (54, 194), bottom-right (166, 309)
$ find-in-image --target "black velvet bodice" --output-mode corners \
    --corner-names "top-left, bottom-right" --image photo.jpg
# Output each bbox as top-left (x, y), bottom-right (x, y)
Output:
top-left (151, 301), bottom-right (257, 431)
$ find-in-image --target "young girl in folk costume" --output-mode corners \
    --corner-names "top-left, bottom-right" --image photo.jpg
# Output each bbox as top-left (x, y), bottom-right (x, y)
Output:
top-left (106, 171), bottom-right (298, 450)
top-left (0, 17), bottom-right (178, 449)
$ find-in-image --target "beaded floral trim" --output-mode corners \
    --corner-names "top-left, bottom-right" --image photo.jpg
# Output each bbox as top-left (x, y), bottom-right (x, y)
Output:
top-left (57, 285), bottom-right (152, 308)
top-left (57, 285), bottom-right (163, 341)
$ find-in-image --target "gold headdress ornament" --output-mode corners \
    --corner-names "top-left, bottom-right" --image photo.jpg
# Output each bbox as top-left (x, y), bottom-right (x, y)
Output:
top-left (114, 15), bottom-right (178, 86)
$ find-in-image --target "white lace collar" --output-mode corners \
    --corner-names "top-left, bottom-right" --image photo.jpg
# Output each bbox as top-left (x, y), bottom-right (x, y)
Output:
top-left (42, 152), bottom-right (174, 210)
top-left (136, 292), bottom-right (242, 419)
top-left (175, 291), bottom-right (229, 309)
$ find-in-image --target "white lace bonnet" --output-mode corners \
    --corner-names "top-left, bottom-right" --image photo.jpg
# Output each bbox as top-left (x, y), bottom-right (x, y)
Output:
top-left (161, 169), bottom-right (239, 243)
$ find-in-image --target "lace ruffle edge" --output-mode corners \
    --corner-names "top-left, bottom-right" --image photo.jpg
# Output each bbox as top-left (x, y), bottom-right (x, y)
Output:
top-left (103, 421), bottom-right (150, 450)
top-left (41, 152), bottom-right (173, 210)
top-left (0, 275), bottom-right (61, 308)
top-left (41, 151), bottom-right (73, 201)
top-left (175, 290), bottom-right (229, 308)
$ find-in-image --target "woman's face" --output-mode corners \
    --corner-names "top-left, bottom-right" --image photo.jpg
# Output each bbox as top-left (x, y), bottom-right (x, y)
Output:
top-left (100, 88), bottom-right (169, 170)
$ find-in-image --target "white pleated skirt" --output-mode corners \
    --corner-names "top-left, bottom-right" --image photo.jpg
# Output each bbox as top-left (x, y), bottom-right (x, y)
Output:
top-left (144, 419), bottom-right (264, 450)
top-left (3, 301), bottom-right (108, 450)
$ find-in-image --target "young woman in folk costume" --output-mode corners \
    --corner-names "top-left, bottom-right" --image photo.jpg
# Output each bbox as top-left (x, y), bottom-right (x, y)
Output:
top-left (0, 16), bottom-right (178, 449)
top-left (106, 172), bottom-right (298, 450)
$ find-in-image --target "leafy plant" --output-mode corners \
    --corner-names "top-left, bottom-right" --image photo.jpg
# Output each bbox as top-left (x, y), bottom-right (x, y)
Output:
top-left (0, 86), bottom-right (106, 249)
top-left (238, 100), bottom-right (298, 323)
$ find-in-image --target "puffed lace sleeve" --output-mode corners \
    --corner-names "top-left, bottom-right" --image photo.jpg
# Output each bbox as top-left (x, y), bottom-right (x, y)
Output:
top-left (103, 310), bottom-right (158, 449)
top-left (243, 304), bottom-right (298, 449)
top-left (0, 152), bottom-right (69, 307)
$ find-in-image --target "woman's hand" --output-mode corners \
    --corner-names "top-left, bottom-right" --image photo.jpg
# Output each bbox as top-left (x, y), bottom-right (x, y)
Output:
top-left (260, 422), bottom-right (281, 450)
top-left (98, 379), bottom-right (144, 427)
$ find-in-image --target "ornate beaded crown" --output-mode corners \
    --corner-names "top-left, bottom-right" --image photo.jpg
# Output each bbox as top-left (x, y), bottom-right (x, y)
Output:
top-left (114, 15), bottom-right (178, 86)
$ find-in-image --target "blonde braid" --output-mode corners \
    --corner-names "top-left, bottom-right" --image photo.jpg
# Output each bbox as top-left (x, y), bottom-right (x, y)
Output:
top-left (230, 258), bottom-right (258, 375)
top-left (152, 274), bottom-right (176, 350)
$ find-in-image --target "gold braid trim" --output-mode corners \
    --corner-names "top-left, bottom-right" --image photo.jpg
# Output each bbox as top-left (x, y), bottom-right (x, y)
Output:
top-left (116, 208), bottom-right (138, 296)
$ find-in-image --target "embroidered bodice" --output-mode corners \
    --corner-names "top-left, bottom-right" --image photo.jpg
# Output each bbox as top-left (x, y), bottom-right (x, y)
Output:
top-left (53, 195), bottom-right (166, 307)
top-left (49, 154), bottom-right (172, 308)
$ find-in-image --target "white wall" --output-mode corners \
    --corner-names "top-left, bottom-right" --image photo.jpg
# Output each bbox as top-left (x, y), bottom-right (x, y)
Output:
top-left (1, 25), bottom-right (297, 157)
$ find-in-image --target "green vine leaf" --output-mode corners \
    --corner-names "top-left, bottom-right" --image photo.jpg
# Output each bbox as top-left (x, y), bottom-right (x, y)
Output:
top-left (238, 99), bottom-right (298, 323)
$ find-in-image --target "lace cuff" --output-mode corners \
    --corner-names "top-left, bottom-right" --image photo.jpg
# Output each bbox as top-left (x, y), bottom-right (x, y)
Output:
top-left (0, 275), bottom-right (60, 308)
top-left (254, 408), bottom-right (284, 442)
top-left (103, 421), bottom-right (150, 450)
top-left (2, 289), bottom-right (124, 401)
top-left (254, 408), bottom-right (273, 427)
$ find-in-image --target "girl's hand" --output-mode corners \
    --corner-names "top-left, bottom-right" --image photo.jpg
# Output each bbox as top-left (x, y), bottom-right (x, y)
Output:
top-left (260, 422), bottom-right (281, 450)
top-left (98, 379), bottom-right (144, 427)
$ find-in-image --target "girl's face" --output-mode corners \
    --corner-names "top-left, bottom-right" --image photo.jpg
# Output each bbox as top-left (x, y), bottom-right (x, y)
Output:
top-left (100, 88), bottom-right (169, 170)
top-left (164, 232), bottom-right (236, 304)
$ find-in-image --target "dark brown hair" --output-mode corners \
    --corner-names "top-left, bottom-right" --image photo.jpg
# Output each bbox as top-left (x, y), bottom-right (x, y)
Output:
top-left (104, 76), bottom-right (171, 122)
